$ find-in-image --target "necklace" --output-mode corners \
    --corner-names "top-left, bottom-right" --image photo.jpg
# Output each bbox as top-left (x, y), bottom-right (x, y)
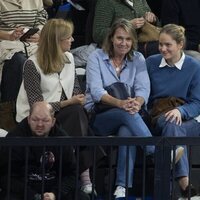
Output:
top-left (112, 58), bottom-right (123, 73)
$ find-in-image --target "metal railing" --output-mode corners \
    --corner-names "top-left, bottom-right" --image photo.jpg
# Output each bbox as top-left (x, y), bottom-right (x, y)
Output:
top-left (0, 136), bottom-right (200, 200)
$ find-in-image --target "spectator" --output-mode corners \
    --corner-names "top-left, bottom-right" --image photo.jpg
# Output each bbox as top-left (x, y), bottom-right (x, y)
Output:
top-left (161, 0), bottom-right (200, 52)
top-left (85, 18), bottom-right (155, 199)
top-left (146, 24), bottom-right (200, 198)
top-left (92, 0), bottom-right (160, 57)
top-left (0, 0), bottom-right (48, 102)
top-left (0, 101), bottom-right (90, 200)
top-left (16, 18), bottom-right (95, 195)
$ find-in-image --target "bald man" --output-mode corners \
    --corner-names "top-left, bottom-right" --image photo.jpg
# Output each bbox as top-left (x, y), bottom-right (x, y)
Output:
top-left (0, 101), bottom-right (90, 200)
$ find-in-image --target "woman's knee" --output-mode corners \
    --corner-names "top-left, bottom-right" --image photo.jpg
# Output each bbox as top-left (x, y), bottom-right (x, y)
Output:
top-left (162, 121), bottom-right (183, 136)
top-left (118, 126), bottom-right (132, 137)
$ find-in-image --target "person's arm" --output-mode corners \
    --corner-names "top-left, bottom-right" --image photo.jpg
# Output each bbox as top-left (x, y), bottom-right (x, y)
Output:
top-left (24, 60), bottom-right (84, 112)
top-left (23, 0), bottom-right (48, 43)
top-left (177, 66), bottom-right (200, 120)
top-left (59, 73), bottom-right (85, 108)
top-left (23, 60), bottom-right (60, 111)
top-left (34, 0), bottom-right (48, 30)
top-left (0, 30), bottom-right (12, 40)
top-left (133, 53), bottom-right (150, 105)
top-left (86, 50), bottom-right (132, 110)
top-left (25, 1), bottom-right (48, 43)
top-left (0, 28), bottom-right (24, 41)
top-left (93, 0), bottom-right (115, 45)
top-left (73, 72), bottom-right (83, 95)
top-left (23, 59), bottom-right (44, 104)
top-left (86, 50), bottom-right (109, 103)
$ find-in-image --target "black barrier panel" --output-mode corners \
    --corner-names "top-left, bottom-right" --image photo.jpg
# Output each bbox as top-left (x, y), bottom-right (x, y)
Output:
top-left (0, 136), bottom-right (200, 200)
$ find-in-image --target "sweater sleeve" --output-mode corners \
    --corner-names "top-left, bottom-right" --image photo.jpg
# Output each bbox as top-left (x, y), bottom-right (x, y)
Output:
top-left (23, 59), bottom-right (61, 112)
top-left (73, 72), bottom-right (83, 95)
top-left (177, 65), bottom-right (200, 120)
top-left (93, 0), bottom-right (115, 45)
top-left (35, 1), bottom-right (48, 30)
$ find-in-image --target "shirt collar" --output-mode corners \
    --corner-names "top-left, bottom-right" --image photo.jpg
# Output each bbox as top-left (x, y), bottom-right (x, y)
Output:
top-left (159, 52), bottom-right (185, 70)
top-left (102, 50), bottom-right (129, 64)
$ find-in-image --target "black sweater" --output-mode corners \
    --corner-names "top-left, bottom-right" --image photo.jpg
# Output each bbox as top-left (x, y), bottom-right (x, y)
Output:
top-left (0, 118), bottom-right (77, 199)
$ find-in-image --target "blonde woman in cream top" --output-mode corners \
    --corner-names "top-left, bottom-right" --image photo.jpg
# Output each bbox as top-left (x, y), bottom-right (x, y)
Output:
top-left (16, 18), bottom-right (95, 195)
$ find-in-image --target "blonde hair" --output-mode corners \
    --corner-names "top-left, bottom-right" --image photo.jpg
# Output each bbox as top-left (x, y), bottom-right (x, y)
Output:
top-left (102, 18), bottom-right (137, 60)
top-left (160, 24), bottom-right (186, 47)
top-left (37, 18), bottom-right (74, 74)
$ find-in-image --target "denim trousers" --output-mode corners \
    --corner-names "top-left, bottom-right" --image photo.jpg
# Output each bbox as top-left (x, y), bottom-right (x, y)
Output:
top-left (91, 108), bottom-right (154, 187)
top-left (155, 115), bottom-right (200, 178)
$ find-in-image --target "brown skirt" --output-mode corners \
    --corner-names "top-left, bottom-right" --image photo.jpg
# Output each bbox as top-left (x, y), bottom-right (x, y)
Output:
top-left (56, 104), bottom-right (89, 137)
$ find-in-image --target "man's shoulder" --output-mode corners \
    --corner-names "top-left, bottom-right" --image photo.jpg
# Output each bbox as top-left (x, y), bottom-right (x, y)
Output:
top-left (7, 118), bottom-right (30, 137)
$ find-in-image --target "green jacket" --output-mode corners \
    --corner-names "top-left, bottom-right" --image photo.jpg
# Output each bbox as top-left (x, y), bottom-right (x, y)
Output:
top-left (93, 0), bottom-right (151, 45)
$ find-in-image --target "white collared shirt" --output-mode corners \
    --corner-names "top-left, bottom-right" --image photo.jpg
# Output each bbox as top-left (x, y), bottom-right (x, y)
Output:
top-left (159, 52), bottom-right (185, 70)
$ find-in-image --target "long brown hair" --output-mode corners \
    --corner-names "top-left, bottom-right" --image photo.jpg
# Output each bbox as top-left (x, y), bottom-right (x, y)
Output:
top-left (37, 18), bottom-right (74, 74)
top-left (102, 18), bottom-right (137, 60)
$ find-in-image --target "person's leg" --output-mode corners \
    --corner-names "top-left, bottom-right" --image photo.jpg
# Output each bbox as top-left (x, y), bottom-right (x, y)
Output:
top-left (56, 104), bottom-right (89, 137)
top-left (115, 126), bottom-right (136, 188)
top-left (156, 115), bottom-right (200, 191)
top-left (92, 108), bottom-right (154, 154)
top-left (0, 52), bottom-right (27, 102)
top-left (56, 105), bottom-right (93, 192)
top-left (156, 115), bottom-right (188, 179)
top-left (91, 109), bottom-right (154, 198)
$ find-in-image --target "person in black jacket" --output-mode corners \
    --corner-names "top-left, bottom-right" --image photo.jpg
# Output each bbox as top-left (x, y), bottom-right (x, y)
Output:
top-left (161, 0), bottom-right (200, 51)
top-left (0, 101), bottom-right (90, 200)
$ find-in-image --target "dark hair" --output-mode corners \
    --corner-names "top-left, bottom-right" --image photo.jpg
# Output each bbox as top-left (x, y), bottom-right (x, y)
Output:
top-left (102, 18), bottom-right (137, 60)
top-left (160, 24), bottom-right (186, 47)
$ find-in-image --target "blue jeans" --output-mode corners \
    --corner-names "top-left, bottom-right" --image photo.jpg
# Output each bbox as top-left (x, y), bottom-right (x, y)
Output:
top-left (156, 115), bottom-right (200, 178)
top-left (91, 108), bottom-right (154, 187)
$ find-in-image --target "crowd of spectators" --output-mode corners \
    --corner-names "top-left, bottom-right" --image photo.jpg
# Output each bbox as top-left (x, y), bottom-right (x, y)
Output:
top-left (1, 0), bottom-right (200, 199)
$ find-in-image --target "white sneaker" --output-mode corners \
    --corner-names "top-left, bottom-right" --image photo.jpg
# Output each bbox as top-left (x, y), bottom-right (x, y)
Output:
top-left (81, 183), bottom-right (97, 196)
top-left (113, 186), bottom-right (126, 198)
top-left (171, 146), bottom-right (184, 164)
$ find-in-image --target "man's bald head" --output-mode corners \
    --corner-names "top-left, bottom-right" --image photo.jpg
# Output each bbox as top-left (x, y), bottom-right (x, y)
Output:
top-left (29, 101), bottom-right (55, 118)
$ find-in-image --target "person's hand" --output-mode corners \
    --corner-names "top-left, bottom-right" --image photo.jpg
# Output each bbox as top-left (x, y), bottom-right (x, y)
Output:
top-left (164, 109), bottom-right (182, 125)
top-left (130, 17), bottom-right (145, 29)
top-left (9, 27), bottom-right (24, 41)
top-left (43, 192), bottom-right (56, 200)
top-left (26, 32), bottom-right (40, 43)
top-left (144, 12), bottom-right (157, 23)
top-left (70, 94), bottom-right (85, 105)
top-left (116, 99), bottom-right (129, 110)
top-left (123, 97), bottom-right (141, 114)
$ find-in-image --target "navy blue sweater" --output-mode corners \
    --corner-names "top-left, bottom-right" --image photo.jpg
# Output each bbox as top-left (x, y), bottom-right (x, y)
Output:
top-left (146, 54), bottom-right (200, 120)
